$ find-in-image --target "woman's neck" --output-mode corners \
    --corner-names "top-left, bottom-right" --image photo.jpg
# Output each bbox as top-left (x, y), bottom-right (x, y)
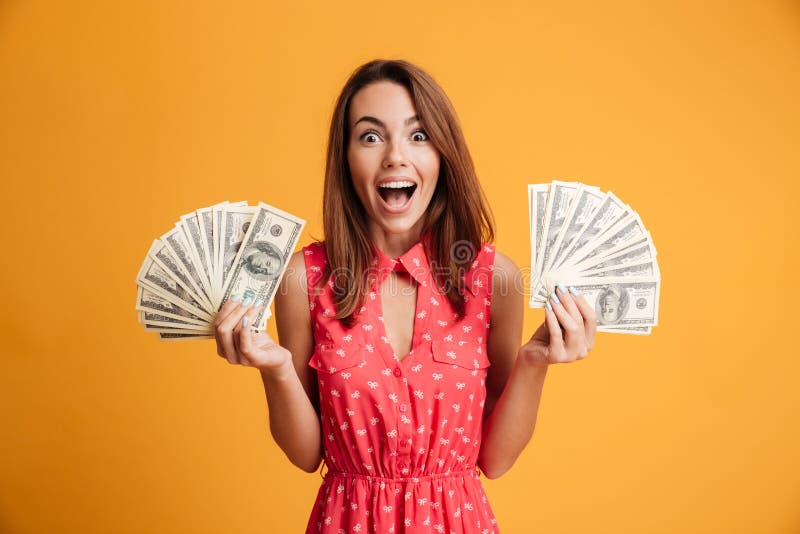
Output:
top-left (367, 221), bottom-right (425, 258)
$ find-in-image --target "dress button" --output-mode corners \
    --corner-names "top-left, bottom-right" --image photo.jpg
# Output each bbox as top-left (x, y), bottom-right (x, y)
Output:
top-left (399, 404), bottom-right (408, 412)
top-left (393, 367), bottom-right (402, 377)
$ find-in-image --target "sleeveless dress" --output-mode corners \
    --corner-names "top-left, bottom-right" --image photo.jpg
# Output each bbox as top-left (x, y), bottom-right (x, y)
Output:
top-left (302, 236), bottom-right (499, 534)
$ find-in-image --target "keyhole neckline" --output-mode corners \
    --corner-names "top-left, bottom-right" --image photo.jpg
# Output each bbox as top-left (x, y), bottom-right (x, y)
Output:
top-left (369, 237), bottom-right (433, 367)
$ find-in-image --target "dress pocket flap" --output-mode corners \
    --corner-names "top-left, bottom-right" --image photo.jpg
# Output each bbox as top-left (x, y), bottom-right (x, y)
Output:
top-left (431, 339), bottom-right (491, 370)
top-left (309, 344), bottom-right (366, 374)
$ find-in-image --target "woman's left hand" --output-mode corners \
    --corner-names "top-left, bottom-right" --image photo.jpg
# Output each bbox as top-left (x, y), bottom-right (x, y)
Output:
top-left (519, 283), bottom-right (598, 367)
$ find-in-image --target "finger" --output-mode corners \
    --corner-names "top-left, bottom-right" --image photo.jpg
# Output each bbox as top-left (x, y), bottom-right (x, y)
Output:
top-left (544, 299), bottom-right (565, 362)
top-left (213, 293), bottom-right (245, 328)
top-left (236, 315), bottom-right (253, 366)
top-left (234, 304), bottom-right (266, 366)
top-left (568, 286), bottom-right (598, 350)
top-left (219, 321), bottom-right (242, 365)
top-left (215, 294), bottom-right (243, 361)
top-left (230, 297), bottom-right (264, 361)
top-left (217, 296), bottom-right (259, 364)
top-left (548, 289), bottom-right (585, 359)
top-left (555, 282), bottom-right (583, 325)
top-left (555, 282), bottom-right (589, 359)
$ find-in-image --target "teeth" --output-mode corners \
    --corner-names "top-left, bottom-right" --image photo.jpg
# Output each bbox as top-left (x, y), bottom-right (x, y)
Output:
top-left (377, 181), bottom-right (415, 189)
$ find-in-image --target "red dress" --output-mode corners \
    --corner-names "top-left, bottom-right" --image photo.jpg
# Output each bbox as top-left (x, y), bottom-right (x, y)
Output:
top-left (303, 236), bottom-right (499, 533)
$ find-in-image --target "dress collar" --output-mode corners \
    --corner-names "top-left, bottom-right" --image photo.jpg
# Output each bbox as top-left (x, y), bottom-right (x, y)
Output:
top-left (367, 234), bottom-right (486, 297)
top-left (370, 235), bottom-right (431, 289)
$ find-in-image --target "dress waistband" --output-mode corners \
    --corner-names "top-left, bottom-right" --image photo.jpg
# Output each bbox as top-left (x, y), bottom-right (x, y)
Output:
top-left (324, 467), bottom-right (480, 484)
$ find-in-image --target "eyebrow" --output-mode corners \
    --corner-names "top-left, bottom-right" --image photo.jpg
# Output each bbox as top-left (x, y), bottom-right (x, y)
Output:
top-left (353, 115), bottom-right (420, 129)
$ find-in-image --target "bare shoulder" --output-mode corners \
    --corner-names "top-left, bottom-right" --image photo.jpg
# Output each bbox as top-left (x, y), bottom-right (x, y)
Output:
top-left (487, 248), bottom-right (524, 358)
top-left (281, 248), bottom-right (310, 294)
top-left (491, 249), bottom-right (523, 304)
top-left (492, 249), bottom-right (519, 275)
top-left (275, 250), bottom-right (311, 342)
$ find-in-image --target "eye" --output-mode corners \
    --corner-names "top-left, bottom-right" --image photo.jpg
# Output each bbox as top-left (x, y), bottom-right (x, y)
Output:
top-left (359, 130), bottom-right (382, 144)
top-left (411, 130), bottom-right (429, 142)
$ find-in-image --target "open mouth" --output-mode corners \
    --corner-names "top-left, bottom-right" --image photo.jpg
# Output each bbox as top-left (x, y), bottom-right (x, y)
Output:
top-left (376, 180), bottom-right (418, 210)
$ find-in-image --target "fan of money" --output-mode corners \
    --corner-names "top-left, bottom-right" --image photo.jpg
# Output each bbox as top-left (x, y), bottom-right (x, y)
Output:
top-left (529, 181), bottom-right (661, 335)
top-left (135, 201), bottom-right (305, 341)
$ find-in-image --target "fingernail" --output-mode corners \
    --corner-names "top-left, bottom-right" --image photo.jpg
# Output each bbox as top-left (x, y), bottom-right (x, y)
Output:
top-left (242, 297), bottom-right (253, 307)
top-left (231, 293), bottom-right (242, 302)
top-left (569, 286), bottom-right (578, 296)
top-left (254, 299), bottom-right (264, 308)
top-left (242, 316), bottom-right (249, 328)
top-left (545, 301), bottom-right (553, 311)
top-left (550, 291), bottom-right (560, 305)
top-left (557, 283), bottom-right (567, 294)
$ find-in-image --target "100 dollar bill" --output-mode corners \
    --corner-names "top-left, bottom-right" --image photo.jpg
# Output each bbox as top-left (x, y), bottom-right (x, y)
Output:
top-left (539, 276), bottom-right (660, 328)
top-left (220, 202), bottom-right (305, 332)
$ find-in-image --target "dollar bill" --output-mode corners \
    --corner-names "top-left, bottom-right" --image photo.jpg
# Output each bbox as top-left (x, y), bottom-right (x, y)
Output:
top-left (531, 181), bottom-right (580, 303)
top-left (135, 285), bottom-right (208, 326)
top-left (137, 243), bottom-right (214, 321)
top-left (568, 212), bottom-right (647, 269)
top-left (179, 211), bottom-right (214, 302)
top-left (139, 311), bottom-right (215, 332)
top-left (576, 234), bottom-right (656, 273)
top-left (161, 226), bottom-right (213, 311)
top-left (158, 332), bottom-right (215, 342)
top-left (217, 204), bottom-right (257, 308)
top-left (540, 276), bottom-right (660, 328)
top-left (148, 238), bottom-right (211, 312)
top-left (545, 185), bottom-right (605, 274)
top-left (220, 202), bottom-right (305, 332)
top-left (579, 259), bottom-right (659, 279)
top-left (528, 183), bottom-right (551, 286)
top-left (196, 202), bottom-right (227, 308)
top-left (535, 180), bottom-right (580, 281)
top-left (552, 191), bottom-right (628, 272)
top-left (599, 325), bottom-right (652, 335)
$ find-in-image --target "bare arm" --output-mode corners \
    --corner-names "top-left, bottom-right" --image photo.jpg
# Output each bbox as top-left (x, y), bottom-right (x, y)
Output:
top-left (477, 251), bottom-right (597, 479)
top-left (213, 249), bottom-right (322, 473)
top-left (263, 250), bottom-right (322, 473)
top-left (478, 251), bottom-right (542, 479)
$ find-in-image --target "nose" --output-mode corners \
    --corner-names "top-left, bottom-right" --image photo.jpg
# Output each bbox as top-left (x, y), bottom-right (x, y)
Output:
top-left (382, 138), bottom-right (409, 169)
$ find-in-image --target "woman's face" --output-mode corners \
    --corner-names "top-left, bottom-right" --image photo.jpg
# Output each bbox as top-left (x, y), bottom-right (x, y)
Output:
top-left (347, 81), bottom-right (441, 241)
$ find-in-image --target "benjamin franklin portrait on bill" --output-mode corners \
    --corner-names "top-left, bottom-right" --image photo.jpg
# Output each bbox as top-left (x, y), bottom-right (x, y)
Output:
top-left (596, 284), bottom-right (629, 325)
top-left (242, 241), bottom-right (283, 281)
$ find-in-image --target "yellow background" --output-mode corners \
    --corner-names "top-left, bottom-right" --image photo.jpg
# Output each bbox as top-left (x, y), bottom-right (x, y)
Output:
top-left (1, 1), bottom-right (798, 532)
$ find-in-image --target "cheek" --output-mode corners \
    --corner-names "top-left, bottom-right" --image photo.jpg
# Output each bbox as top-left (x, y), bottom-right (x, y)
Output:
top-left (347, 150), bottom-right (369, 193)
top-left (346, 147), bottom-right (359, 178)
top-left (414, 148), bottom-right (441, 180)
top-left (347, 162), bottom-right (378, 214)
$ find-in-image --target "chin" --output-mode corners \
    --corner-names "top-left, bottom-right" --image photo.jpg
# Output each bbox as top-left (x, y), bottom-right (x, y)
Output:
top-left (369, 211), bottom-right (426, 237)
top-left (379, 220), bottom-right (423, 236)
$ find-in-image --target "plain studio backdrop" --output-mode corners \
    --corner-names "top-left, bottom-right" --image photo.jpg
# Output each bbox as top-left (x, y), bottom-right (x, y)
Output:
top-left (1, 1), bottom-right (798, 532)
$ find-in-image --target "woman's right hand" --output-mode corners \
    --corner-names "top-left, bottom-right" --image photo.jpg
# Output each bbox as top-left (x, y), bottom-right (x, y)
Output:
top-left (213, 295), bottom-right (292, 372)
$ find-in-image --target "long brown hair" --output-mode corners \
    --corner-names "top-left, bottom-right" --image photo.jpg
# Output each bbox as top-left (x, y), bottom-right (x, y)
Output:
top-left (322, 59), bottom-right (494, 327)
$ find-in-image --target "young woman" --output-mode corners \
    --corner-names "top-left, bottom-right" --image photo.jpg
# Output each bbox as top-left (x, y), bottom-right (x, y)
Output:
top-left (213, 59), bottom-right (598, 533)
